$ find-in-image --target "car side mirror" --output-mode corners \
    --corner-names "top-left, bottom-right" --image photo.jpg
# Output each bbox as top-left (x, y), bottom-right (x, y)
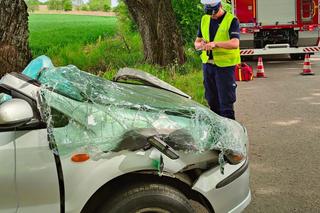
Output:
top-left (0, 98), bottom-right (34, 127)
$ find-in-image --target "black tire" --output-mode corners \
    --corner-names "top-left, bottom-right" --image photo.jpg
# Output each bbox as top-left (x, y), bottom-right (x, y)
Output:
top-left (241, 56), bottom-right (254, 62)
top-left (290, 53), bottom-right (305, 60)
top-left (97, 183), bottom-right (195, 213)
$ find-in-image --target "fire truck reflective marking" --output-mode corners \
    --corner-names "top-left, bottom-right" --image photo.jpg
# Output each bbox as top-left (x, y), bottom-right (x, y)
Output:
top-left (303, 47), bottom-right (320, 52)
top-left (240, 49), bottom-right (255, 55)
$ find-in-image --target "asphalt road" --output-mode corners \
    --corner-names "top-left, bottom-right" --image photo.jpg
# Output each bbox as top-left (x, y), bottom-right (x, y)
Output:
top-left (235, 55), bottom-right (320, 213)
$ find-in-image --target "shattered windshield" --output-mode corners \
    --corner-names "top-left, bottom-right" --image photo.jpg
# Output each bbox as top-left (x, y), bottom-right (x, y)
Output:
top-left (10, 56), bottom-right (247, 165)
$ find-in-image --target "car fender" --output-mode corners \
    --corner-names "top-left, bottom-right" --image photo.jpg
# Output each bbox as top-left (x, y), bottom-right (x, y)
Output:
top-left (61, 149), bottom-right (182, 213)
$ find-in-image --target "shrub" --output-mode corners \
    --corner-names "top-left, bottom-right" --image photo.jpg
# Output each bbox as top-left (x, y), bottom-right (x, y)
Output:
top-left (88, 0), bottom-right (110, 11)
top-left (80, 4), bottom-right (89, 11)
top-left (48, 0), bottom-right (63, 10)
top-left (103, 3), bottom-right (111, 12)
top-left (63, 0), bottom-right (72, 11)
top-left (114, 1), bottom-right (137, 33)
top-left (172, 0), bottom-right (203, 44)
top-left (221, 0), bottom-right (232, 13)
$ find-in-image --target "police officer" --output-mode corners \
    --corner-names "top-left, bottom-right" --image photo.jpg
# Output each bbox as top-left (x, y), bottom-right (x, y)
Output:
top-left (194, 0), bottom-right (240, 120)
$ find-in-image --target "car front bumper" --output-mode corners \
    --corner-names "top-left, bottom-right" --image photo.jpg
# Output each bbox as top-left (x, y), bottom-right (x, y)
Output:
top-left (192, 159), bottom-right (251, 213)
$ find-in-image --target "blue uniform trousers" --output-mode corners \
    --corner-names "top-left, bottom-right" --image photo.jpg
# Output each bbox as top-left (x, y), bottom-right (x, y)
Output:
top-left (203, 63), bottom-right (237, 120)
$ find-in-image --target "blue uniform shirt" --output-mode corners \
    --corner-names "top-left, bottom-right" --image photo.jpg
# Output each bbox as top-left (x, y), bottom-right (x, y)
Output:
top-left (197, 12), bottom-right (240, 60)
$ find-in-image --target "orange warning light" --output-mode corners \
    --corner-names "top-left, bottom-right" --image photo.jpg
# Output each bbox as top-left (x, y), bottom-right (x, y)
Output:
top-left (71, 153), bottom-right (90, 162)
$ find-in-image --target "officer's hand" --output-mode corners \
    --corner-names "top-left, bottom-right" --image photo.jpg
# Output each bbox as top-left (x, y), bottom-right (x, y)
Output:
top-left (195, 40), bottom-right (206, 50)
top-left (205, 42), bottom-right (215, 50)
top-left (200, 41), bottom-right (207, 49)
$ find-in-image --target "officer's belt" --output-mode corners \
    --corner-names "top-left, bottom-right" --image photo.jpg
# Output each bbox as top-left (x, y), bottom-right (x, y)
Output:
top-left (207, 59), bottom-right (215, 64)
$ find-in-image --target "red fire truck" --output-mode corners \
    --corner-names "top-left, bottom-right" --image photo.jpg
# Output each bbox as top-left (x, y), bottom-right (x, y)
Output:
top-left (231, 0), bottom-right (320, 59)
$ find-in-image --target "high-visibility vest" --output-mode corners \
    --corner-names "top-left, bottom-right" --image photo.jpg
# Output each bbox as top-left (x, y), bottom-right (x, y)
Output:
top-left (200, 12), bottom-right (241, 66)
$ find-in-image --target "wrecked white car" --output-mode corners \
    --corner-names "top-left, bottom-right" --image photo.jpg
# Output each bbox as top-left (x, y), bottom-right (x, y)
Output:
top-left (0, 56), bottom-right (251, 213)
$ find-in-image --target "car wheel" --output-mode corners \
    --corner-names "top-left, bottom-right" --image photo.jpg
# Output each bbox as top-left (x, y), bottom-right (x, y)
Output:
top-left (97, 183), bottom-right (195, 213)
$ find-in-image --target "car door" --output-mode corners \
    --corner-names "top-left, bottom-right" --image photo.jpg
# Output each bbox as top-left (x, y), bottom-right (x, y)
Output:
top-left (15, 128), bottom-right (61, 213)
top-left (0, 87), bottom-right (60, 213)
top-left (0, 131), bottom-right (17, 213)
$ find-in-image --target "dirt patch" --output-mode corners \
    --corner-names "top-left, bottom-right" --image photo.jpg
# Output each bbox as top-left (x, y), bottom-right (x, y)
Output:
top-left (31, 5), bottom-right (116, 17)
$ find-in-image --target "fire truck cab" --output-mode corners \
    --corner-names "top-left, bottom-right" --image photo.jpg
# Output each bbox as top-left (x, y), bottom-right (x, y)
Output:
top-left (230, 0), bottom-right (320, 58)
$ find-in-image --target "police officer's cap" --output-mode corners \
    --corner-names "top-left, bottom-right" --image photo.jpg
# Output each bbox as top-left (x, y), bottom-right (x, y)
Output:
top-left (200, 0), bottom-right (221, 6)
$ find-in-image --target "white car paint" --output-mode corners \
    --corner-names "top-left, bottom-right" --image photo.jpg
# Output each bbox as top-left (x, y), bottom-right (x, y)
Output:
top-left (15, 129), bottom-right (60, 213)
top-left (0, 132), bottom-right (17, 213)
top-left (0, 73), bottom-right (251, 213)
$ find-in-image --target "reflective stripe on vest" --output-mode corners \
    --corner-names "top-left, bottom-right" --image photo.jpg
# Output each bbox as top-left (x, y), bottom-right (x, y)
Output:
top-left (200, 13), bottom-right (241, 66)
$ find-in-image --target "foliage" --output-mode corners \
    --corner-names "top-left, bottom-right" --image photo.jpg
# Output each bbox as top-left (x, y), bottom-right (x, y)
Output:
top-left (88, 0), bottom-right (110, 11)
top-left (28, 14), bottom-right (206, 104)
top-left (171, 0), bottom-right (232, 44)
top-left (113, 1), bottom-right (137, 33)
top-left (25, 0), bottom-right (40, 12)
top-left (80, 4), bottom-right (89, 11)
top-left (116, 0), bottom-right (203, 45)
top-left (103, 3), bottom-right (111, 12)
top-left (48, 0), bottom-right (73, 10)
top-left (48, 0), bottom-right (63, 10)
top-left (63, 0), bottom-right (72, 11)
top-left (172, 0), bottom-right (203, 44)
top-left (221, 0), bottom-right (232, 13)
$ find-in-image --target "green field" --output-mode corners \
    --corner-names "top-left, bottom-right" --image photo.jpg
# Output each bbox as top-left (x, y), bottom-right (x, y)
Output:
top-left (29, 14), bottom-right (117, 57)
top-left (28, 14), bottom-right (206, 104)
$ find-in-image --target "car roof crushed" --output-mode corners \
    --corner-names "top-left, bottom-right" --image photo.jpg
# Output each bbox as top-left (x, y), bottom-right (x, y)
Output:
top-left (1, 56), bottom-right (247, 171)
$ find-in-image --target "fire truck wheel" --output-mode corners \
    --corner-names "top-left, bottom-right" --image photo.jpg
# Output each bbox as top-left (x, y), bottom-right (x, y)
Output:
top-left (290, 54), bottom-right (305, 60)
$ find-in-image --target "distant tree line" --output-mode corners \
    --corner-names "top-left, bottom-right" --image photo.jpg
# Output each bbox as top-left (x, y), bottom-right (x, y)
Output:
top-left (77, 0), bottom-right (111, 12)
top-left (24, 0), bottom-right (111, 12)
top-left (48, 0), bottom-right (72, 11)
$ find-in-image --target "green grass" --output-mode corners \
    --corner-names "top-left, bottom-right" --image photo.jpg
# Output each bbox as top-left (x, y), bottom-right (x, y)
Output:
top-left (28, 14), bottom-right (206, 104)
top-left (29, 14), bottom-right (117, 57)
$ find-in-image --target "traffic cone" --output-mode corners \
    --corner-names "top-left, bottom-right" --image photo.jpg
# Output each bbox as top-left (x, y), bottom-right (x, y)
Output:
top-left (300, 54), bottom-right (314, 75)
top-left (256, 56), bottom-right (266, 78)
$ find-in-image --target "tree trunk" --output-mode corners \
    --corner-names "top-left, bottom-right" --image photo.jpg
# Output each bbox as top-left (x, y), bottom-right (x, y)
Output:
top-left (124, 0), bottom-right (185, 66)
top-left (0, 0), bottom-right (32, 76)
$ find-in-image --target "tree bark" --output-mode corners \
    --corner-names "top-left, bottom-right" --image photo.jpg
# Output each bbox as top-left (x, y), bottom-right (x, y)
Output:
top-left (0, 0), bottom-right (32, 76)
top-left (124, 0), bottom-right (185, 66)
